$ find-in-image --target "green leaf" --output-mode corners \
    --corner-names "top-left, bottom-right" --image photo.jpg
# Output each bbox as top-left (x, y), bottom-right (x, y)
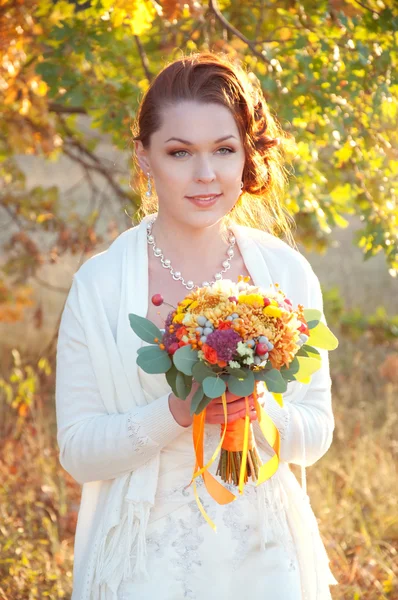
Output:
top-left (176, 371), bottom-right (192, 400)
top-left (280, 357), bottom-right (300, 378)
top-left (190, 384), bottom-right (205, 415)
top-left (173, 346), bottom-right (199, 376)
top-left (226, 366), bottom-right (248, 378)
top-left (165, 364), bottom-right (179, 396)
top-left (194, 394), bottom-right (213, 415)
top-left (129, 313), bottom-right (163, 344)
top-left (296, 347), bottom-right (309, 357)
top-left (202, 376), bottom-right (227, 399)
top-left (136, 346), bottom-right (172, 374)
top-left (303, 309), bottom-right (322, 328)
top-left (227, 370), bottom-right (255, 397)
top-left (262, 369), bottom-right (288, 393)
top-left (137, 344), bottom-right (157, 355)
top-left (192, 361), bottom-right (216, 383)
top-left (301, 344), bottom-right (321, 360)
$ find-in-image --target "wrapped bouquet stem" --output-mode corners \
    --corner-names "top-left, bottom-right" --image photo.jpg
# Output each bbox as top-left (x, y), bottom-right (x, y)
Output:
top-left (129, 276), bottom-right (338, 528)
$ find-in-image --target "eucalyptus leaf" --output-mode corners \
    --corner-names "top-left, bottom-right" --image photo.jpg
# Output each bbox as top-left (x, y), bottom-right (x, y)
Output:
top-left (192, 361), bottom-right (216, 383)
top-left (165, 364), bottom-right (179, 396)
top-left (176, 371), bottom-right (191, 400)
top-left (173, 345), bottom-right (199, 376)
top-left (190, 384), bottom-right (205, 415)
top-left (129, 313), bottom-right (163, 344)
top-left (303, 309), bottom-right (322, 327)
top-left (137, 344), bottom-right (157, 355)
top-left (296, 347), bottom-right (309, 357)
top-left (194, 394), bottom-right (213, 415)
top-left (136, 346), bottom-right (172, 374)
top-left (226, 366), bottom-right (248, 378)
top-left (202, 376), bottom-right (227, 399)
top-left (227, 370), bottom-right (255, 396)
top-left (263, 369), bottom-right (288, 393)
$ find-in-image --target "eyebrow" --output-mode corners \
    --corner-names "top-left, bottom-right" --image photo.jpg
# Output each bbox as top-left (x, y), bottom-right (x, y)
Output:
top-left (164, 135), bottom-right (237, 145)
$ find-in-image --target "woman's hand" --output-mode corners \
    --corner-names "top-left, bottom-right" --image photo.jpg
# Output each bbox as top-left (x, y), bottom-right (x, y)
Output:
top-left (169, 383), bottom-right (259, 427)
top-left (168, 381), bottom-right (201, 428)
top-left (205, 390), bottom-right (257, 425)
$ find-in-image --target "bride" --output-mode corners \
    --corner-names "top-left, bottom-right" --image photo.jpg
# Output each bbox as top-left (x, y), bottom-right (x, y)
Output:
top-left (56, 51), bottom-right (337, 600)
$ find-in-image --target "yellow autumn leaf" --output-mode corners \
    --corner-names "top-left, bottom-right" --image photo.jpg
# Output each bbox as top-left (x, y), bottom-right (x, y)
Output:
top-left (308, 321), bottom-right (339, 350)
top-left (295, 356), bottom-right (321, 383)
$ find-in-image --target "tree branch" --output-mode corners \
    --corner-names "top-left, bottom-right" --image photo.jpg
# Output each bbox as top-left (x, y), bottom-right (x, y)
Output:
top-left (208, 0), bottom-right (271, 65)
top-left (48, 103), bottom-right (87, 115)
top-left (134, 35), bottom-right (153, 82)
top-left (353, 0), bottom-right (381, 16)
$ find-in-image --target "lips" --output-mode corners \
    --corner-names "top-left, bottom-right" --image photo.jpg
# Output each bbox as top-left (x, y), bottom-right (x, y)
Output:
top-left (186, 194), bottom-right (221, 200)
top-left (186, 193), bottom-right (222, 207)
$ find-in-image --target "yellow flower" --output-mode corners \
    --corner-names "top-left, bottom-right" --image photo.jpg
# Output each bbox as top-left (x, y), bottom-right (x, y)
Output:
top-left (173, 313), bottom-right (185, 324)
top-left (238, 294), bottom-right (264, 308)
top-left (263, 305), bottom-right (283, 318)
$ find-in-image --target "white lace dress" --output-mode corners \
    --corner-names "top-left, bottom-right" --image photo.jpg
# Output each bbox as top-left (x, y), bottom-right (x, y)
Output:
top-left (118, 368), bottom-right (304, 600)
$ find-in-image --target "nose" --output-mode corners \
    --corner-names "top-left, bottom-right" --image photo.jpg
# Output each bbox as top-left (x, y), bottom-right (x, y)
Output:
top-left (194, 155), bottom-right (216, 183)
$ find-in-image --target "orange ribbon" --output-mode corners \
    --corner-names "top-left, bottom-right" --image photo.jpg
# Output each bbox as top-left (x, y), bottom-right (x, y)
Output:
top-left (190, 386), bottom-right (281, 528)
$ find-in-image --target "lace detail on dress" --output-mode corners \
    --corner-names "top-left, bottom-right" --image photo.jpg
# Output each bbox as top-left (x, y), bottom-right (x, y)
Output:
top-left (170, 500), bottom-right (206, 599)
top-left (127, 411), bottom-right (158, 454)
top-left (277, 408), bottom-right (290, 440)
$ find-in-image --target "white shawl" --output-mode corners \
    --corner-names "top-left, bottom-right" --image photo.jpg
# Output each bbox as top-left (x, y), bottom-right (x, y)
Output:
top-left (59, 214), bottom-right (336, 599)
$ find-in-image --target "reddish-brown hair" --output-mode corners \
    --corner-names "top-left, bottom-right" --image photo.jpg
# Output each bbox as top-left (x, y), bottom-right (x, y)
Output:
top-left (131, 51), bottom-right (295, 243)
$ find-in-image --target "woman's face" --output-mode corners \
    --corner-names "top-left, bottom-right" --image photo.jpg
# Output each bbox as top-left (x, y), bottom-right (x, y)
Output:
top-left (135, 100), bottom-right (246, 231)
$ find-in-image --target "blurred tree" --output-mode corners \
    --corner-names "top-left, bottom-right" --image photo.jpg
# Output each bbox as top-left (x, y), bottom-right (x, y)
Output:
top-left (0, 0), bottom-right (397, 323)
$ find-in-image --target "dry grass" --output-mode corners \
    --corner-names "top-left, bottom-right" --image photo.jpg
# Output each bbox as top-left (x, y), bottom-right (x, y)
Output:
top-left (0, 335), bottom-right (397, 599)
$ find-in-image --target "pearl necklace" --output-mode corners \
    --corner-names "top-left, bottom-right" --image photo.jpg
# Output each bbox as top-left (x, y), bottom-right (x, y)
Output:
top-left (146, 218), bottom-right (236, 291)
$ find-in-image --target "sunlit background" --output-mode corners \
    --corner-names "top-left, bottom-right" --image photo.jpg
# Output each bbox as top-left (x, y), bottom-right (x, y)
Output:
top-left (0, 1), bottom-right (397, 598)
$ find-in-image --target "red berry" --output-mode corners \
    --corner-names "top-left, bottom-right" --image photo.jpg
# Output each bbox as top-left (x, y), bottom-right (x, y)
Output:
top-left (151, 294), bottom-right (164, 306)
top-left (228, 296), bottom-right (238, 303)
top-left (168, 342), bottom-right (179, 355)
top-left (285, 298), bottom-right (292, 306)
top-left (256, 343), bottom-right (269, 355)
top-left (263, 297), bottom-right (271, 307)
top-left (299, 323), bottom-right (307, 333)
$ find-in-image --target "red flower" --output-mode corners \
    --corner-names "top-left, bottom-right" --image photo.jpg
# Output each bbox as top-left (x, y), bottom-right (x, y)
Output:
top-left (217, 320), bottom-right (232, 330)
top-left (202, 343), bottom-right (218, 365)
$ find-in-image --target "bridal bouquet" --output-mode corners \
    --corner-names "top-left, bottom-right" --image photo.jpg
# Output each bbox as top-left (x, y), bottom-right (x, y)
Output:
top-left (129, 277), bottom-right (338, 526)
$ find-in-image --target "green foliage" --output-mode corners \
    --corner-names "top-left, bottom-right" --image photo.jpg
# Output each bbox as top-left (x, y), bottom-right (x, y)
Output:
top-left (128, 314), bottom-right (163, 343)
top-left (202, 375), bottom-right (227, 398)
top-left (323, 285), bottom-right (398, 343)
top-left (136, 345), bottom-right (172, 373)
top-left (1, 0), bottom-right (397, 306)
top-left (172, 345), bottom-right (199, 375)
top-left (227, 369), bottom-right (255, 396)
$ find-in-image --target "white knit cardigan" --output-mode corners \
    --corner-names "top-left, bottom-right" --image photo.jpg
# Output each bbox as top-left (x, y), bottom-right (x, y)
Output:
top-left (55, 214), bottom-right (336, 600)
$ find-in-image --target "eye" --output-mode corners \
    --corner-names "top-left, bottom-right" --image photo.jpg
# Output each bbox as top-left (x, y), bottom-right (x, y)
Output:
top-left (169, 150), bottom-right (189, 158)
top-left (168, 147), bottom-right (236, 158)
top-left (217, 147), bottom-right (235, 155)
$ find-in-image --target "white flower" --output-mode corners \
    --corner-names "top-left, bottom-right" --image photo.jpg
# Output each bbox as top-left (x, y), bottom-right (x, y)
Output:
top-left (243, 356), bottom-right (254, 365)
top-left (228, 360), bottom-right (241, 369)
top-left (236, 341), bottom-right (254, 357)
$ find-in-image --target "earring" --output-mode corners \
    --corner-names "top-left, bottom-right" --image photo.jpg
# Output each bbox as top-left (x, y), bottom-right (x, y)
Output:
top-left (146, 172), bottom-right (152, 197)
top-left (240, 181), bottom-right (244, 190)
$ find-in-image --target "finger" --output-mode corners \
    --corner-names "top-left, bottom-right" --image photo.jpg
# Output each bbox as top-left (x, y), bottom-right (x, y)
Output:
top-left (208, 398), bottom-right (254, 417)
top-left (213, 391), bottom-right (255, 405)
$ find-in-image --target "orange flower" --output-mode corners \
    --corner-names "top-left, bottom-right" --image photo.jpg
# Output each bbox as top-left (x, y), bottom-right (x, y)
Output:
top-left (176, 326), bottom-right (188, 341)
top-left (202, 343), bottom-right (218, 365)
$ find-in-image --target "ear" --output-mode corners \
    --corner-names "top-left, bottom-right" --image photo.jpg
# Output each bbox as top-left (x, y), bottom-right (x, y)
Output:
top-left (134, 140), bottom-right (151, 174)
